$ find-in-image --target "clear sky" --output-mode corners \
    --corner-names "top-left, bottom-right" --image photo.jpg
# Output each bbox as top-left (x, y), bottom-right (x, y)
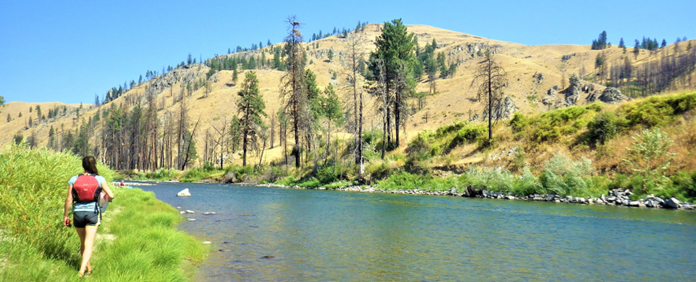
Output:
top-left (1, 0), bottom-right (693, 104)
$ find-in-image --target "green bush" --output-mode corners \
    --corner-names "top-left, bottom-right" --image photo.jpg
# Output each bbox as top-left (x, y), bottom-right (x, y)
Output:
top-left (143, 168), bottom-right (179, 180)
top-left (586, 112), bottom-right (623, 146)
top-left (466, 166), bottom-right (516, 193)
top-left (513, 167), bottom-right (543, 196)
top-left (620, 93), bottom-right (696, 128)
top-left (539, 153), bottom-right (594, 196)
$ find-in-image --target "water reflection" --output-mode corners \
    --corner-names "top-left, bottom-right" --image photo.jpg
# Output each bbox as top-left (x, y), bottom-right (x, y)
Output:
top-left (138, 182), bottom-right (696, 281)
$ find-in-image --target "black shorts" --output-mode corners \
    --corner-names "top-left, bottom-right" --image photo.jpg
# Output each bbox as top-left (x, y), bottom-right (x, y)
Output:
top-left (73, 211), bottom-right (100, 228)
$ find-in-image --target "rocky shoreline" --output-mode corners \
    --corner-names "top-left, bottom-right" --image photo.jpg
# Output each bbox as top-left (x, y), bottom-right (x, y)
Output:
top-left (256, 183), bottom-right (695, 211)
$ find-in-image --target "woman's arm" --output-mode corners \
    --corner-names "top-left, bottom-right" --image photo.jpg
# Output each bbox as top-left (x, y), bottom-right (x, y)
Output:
top-left (63, 184), bottom-right (73, 226)
top-left (102, 181), bottom-right (115, 200)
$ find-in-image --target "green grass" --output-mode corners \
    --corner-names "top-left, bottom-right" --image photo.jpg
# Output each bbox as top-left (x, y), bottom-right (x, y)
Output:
top-left (0, 144), bottom-right (206, 281)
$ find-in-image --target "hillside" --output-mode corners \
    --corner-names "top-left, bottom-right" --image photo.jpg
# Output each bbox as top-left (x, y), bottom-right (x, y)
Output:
top-left (2, 23), bottom-right (695, 170)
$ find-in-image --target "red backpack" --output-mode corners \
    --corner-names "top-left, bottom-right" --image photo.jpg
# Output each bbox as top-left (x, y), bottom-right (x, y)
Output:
top-left (73, 174), bottom-right (102, 203)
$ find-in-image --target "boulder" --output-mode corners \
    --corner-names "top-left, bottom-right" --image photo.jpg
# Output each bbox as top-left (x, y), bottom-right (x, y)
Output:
top-left (542, 95), bottom-right (556, 106)
top-left (564, 74), bottom-right (583, 107)
top-left (177, 188), bottom-right (191, 197)
top-left (223, 171), bottom-right (237, 183)
top-left (599, 87), bottom-right (629, 104)
top-left (664, 197), bottom-right (681, 209)
top-left (449, 187), bottom-right (457, 195)
top-left (203, 212), bottom-right (217, 215)
top-left (587, 90), bottom-right (601, 102)
top-left (187, 218), bottom-right (196, 222)
top-left (185, 210), bottom-right (195, 214)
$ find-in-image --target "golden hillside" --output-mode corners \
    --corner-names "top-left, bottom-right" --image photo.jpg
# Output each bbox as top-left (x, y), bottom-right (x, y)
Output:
top-left (2, 23), bottom-right (694, 168)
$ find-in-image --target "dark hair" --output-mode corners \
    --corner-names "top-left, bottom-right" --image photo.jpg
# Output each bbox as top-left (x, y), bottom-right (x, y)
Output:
top-left (82, 156), bottom-right (99, 175)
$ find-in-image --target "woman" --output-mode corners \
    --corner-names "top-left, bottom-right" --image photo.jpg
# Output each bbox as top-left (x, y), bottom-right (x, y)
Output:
top-left (62, 156), bottom-right (115, 277)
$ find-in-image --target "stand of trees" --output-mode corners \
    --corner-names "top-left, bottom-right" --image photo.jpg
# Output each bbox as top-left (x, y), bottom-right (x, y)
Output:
top-left (368, 19), bottom-right (417, 155)
top-left (608, 41), bottom-right (696, 96)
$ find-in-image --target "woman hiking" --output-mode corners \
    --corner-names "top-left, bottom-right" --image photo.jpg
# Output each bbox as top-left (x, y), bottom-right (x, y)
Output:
top-left (62, 156), bottom-right (115, 278)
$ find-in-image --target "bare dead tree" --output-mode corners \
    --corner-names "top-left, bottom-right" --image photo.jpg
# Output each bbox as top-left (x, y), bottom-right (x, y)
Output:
top-left (345, 32), bottom-right (365, 166)
top-left (471, 49), bottom-right (507, 142)
top-left (280, 16), bottom-right (306, 168)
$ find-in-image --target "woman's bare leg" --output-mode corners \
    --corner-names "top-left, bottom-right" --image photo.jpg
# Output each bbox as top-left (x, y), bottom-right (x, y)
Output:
top-left (78, 225), bottom-right (98, 276)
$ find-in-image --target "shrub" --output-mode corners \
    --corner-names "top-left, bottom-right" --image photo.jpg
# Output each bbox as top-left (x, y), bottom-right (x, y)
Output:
top-left (539, 153), bottom-right (594, 196)
top-left (513, 167), bottom-right (543, 196)
top-left (586, 112), bottom-right (622, 146)
top-left (622, 127), bottom-right (675, 193)
top-left (466, 166), bottom-right (516, 193)
top-left (144, 168), bottom-right (179, 180)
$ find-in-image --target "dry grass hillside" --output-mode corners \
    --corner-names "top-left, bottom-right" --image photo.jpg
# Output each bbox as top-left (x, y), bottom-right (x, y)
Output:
top-left (2, 23), bottom-right (694, 169)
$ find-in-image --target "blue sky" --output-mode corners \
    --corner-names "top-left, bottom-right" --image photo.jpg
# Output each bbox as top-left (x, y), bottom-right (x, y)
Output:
top-left (1, 0), bottom-right (693, 104)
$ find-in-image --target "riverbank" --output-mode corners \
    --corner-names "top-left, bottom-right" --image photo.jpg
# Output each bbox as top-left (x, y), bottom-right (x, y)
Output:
top-left (0, 145), bottom-right (206, 281)
top-left (258, 183), bottom-right (696, 210)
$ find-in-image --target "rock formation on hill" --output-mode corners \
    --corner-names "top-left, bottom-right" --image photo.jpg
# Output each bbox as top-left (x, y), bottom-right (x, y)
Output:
top-left (599, 87), bottom-right (629, 104)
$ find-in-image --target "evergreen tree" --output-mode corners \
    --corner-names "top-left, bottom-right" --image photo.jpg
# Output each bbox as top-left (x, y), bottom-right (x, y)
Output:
top-left (236, 71), bottom-right (266, 166)
top-left (322, 83), bottom-right (344, 162)
top-left (368, 18), bottom-right (417, 148)
top-left (634, 40), bottom-right (641, 58)
top-left (328, 49), bottom-right (334, 61)
top-left (437, 52), bottom-right (448, 78)
top-left (6, 113), bottom-right (10, 122)
top-left (230, 115), bottom-right (241, 152)
top-left (661, 39), bottom-right (667, 48)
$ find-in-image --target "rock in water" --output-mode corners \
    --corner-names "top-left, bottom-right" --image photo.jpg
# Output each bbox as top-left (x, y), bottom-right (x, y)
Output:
top-left (599, 87), bottom-right (629, 104)
top-left (202, 241), bottom-right (212, 245)
top-left (664, 197), bottom-right (681, 209)
top-left (177, 188), bottom-right (191, 197)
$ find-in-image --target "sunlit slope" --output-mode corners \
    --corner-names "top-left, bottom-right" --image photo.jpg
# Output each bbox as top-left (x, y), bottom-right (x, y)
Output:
top-left (2, 23), bottom-right (694, 168)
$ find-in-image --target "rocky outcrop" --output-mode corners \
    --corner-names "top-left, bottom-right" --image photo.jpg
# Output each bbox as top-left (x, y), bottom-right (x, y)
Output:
top-left (587, 90), bottom-right (601, 102)
top-left (565, 74), bottom-right (582, 107)
top-left (483, 96), bottom-right (518, 120)
top-left (148, 65), bottom-right (210, 94)
top-left (533, 73), bottom-right (544, 85)
top-left (599, 87), bottom-right (629, 104)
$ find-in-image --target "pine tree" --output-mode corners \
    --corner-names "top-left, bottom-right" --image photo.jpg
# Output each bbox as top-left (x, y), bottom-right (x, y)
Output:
top-left (368, 18), bottom-right (417, 148)
top-left (634, 40), bottom-right (640, 59)
top-left (237, 71), bottom-right (266, 166)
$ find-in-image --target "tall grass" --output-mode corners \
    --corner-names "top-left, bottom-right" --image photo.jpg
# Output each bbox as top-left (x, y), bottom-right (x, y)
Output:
top-left (0, 144), bottom-right (205, 281)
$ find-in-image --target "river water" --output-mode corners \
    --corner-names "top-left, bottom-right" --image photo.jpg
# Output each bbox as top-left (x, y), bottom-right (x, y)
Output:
top-left (138, 182), bottom-right (696, 281)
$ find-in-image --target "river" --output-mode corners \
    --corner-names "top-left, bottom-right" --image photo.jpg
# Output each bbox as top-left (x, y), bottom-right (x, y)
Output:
top-left (138, 182), bottom-right (696, 281)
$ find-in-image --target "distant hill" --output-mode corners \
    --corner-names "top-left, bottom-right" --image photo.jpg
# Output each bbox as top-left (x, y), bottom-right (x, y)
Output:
top-left (2, 23), bottom-right (694, 169)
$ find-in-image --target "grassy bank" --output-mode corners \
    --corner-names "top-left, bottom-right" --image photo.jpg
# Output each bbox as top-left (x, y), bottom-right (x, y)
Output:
top-left (0, 144), bottom-right (205, 281)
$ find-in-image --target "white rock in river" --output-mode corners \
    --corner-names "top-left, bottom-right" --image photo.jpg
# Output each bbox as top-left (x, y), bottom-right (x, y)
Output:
top-left (202, 241), bottom-right (212, 245)
top-left (177, 188), bottom-right (191, 197)
top-left (185, 210), bottom-right (195, 214)
top-left (187, 218), bottom-right (196, 222)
